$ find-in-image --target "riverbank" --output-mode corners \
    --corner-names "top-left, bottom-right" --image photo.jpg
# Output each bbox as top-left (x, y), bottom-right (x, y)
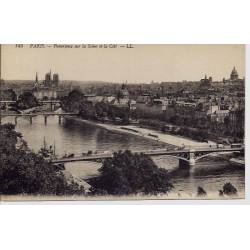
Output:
top-left (1, 189), bottom-right (244, 201)
top-left (64, 116), bottom-right (216, 148)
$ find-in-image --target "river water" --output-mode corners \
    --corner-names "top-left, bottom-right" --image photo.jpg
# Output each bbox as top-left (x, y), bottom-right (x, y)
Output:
top-left (2, 115), bottom-right (245, 199)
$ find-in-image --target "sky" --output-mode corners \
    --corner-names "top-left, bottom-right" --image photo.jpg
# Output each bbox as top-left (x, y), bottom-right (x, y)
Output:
top-left (0, 44), bottom-right (245, 83)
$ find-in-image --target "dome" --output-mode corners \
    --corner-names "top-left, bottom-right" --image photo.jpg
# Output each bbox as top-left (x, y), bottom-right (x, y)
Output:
top-left (230, 67), bottom-right (238, 80)
top-left (231, 67), bottom-right (238, 74)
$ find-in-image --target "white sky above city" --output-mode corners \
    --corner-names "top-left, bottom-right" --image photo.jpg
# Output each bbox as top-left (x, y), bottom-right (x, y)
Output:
top-left (1, 44), bottom-right (245, 83)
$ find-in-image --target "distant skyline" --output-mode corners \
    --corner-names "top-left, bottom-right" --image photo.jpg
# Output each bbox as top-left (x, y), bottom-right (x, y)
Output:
top-left (1, 44), bottom-right (245, 83)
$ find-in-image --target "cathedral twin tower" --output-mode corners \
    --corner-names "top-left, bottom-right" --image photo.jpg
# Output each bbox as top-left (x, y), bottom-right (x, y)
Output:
top-left (35, 70), bottom-right (59, 88)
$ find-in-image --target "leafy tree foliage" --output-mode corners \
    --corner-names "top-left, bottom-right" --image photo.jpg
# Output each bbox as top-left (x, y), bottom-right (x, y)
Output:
top-left (61, 89), bottom-right (98, 119)
top-left (0, 124), bottom-right (84, 195)
top-left (17, 92), bottom-right (38, 110)
top-left (0, 89), bottom-right (17, 101)
top-left (197, 186), bottom-right (207, 196)
top-left (89, 150), bottom-right (173, 195)
top-left (135, 103), bottom-right (244, 141)
top-left (95, 101), bottom-right (109, 118)
top-left (61, 89), bottom-right (86, 113)
top-left (222, 182), bottom-right (238, 196)
top-left (61, 90), bottom-right (130, 124)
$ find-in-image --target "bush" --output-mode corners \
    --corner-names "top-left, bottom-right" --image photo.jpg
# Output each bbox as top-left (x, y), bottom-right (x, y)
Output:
top-left (197, 186), bottom-right (207, 196)
top-left (222, 182), bottom-right (238, 196)
top-left (219, 190), bottom-right (224, 196)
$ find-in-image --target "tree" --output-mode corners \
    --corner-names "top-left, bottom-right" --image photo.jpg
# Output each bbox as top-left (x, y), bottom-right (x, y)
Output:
top-left (0, 89), bottom-right (17, 101)
top-left (79, 102), bottom-right (96, 119)
top-left (89, 150), bottom-right (173, 195)
top-left (61, 89), bottom-right (85, 113)
top-left (197, 186), bottom-right (207, 196)
top-left (95, 102), bottom-right (107, 117)
top-left (222, 182), bottom-right (237, 196)
top-left (0, 123), bottom-right (84, 195)
top-left (17, 92), bottom-right (38, 110)
top-left (61, 89), bottom-right (98, 120)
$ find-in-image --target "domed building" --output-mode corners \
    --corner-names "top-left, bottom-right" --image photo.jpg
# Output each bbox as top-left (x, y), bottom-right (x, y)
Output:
top-left (230, 67), bottom-right (239, 81)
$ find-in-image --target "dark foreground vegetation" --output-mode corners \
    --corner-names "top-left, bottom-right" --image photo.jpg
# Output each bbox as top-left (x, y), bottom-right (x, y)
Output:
top-left (221, 182), bottom-right (238, 196)
top-left (197, 186), bottom-right (207, 196)
top-left (0, 123), bottom-right (84, 195)
top-left (196, 182), bottom-right (238, 198)
top-left (89, 150), bottom-right (173, 195)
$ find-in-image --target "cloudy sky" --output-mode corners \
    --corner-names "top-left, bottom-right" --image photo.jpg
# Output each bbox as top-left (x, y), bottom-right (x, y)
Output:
top-left (1, 44), bottom-right (245, 83)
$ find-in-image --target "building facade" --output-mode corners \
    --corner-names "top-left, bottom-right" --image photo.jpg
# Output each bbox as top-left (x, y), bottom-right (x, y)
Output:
top-left (33, 71), bottom-right (70, 100)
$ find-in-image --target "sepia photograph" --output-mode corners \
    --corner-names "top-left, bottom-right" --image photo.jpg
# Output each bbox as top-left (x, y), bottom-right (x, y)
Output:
top-left (1, 2), bottom-right (250, 250)
top-left (0, 44), bottom-right (245, 201)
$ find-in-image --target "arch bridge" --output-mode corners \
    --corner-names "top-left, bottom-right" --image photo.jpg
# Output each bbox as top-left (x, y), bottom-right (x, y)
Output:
top-left (0, 99), bottom-right (61, 111)
top-left (0, 112), bottom-right (78, 125)
top-left (51, 146), bottom-right (244, 168)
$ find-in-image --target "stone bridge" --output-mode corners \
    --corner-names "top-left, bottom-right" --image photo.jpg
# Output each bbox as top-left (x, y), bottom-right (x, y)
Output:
top-left (0, 112), bottom-right (78, 125)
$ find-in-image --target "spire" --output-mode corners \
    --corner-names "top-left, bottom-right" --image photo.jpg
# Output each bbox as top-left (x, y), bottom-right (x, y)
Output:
top-left (35, 72), bottom-right (38, 83)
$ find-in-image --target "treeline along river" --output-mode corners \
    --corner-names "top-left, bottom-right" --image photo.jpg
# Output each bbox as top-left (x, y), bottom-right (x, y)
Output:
top-left (2, 115), bottom-right (245, 198)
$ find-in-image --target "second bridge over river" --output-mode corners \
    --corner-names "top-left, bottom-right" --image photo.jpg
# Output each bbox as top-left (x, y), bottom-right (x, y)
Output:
top-left (0, 112), bottom-right (78, 125)
top-left (51, 145), bottom-right (244, 168)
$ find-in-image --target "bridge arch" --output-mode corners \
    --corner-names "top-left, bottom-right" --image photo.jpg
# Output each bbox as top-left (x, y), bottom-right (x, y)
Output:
top-left (194, 150), bottom-right (242, 162)
top-left (149, 154), bottom-right (190, 163)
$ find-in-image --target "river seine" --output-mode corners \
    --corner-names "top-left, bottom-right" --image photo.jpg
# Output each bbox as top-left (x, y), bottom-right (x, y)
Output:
top-left (2, 115), bottom-right (245, 198)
